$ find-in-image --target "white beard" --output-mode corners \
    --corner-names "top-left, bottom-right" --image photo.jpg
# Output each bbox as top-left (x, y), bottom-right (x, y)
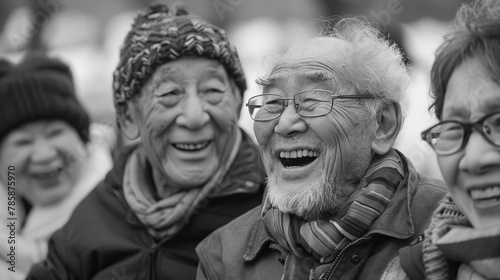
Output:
top-left (266, 170), bottom-right (350, 221)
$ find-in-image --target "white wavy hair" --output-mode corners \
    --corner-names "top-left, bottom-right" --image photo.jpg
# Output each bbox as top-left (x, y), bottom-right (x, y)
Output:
top-left (258, 17), bottom-right (410, 119)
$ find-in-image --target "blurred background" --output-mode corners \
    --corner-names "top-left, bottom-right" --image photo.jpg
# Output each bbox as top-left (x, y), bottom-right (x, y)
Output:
top-left (0, 0), bottom-right (470, 179)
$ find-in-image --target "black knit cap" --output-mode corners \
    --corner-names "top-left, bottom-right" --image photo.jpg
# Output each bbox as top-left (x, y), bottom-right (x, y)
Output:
top-left (113, 3), bottom-right (247, 118)
top-left (0, 52), bottom-right (90, 144)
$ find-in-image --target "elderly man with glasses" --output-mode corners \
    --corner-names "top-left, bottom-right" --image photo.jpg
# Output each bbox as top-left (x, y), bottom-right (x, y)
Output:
top-left (195, 19), bottom-right (448, 280)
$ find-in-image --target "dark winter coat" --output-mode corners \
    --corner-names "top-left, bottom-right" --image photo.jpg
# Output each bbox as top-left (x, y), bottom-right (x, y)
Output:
top-left (26, 131), bottom-right (265, 280)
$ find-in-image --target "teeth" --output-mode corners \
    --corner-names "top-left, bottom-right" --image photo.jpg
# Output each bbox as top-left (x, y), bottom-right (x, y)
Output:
top-left (280, 149), bottom-right (319, 158)
top-left (469, 185), bottom-right (500, 200)
top-left (475, 197), bottom-right (500, 208)
top-left (33, 169), bottom-right (60, 179)
top-left (174, 141), bottom-right (210, 151)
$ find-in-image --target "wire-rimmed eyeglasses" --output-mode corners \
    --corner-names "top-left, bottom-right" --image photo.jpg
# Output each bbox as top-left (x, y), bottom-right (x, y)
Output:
top-left (421, 110), bottom-right (500, 156)
top-left (246, 89), bottom-right (376, 122)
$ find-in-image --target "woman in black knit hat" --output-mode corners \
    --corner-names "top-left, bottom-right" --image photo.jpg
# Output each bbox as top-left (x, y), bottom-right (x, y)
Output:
top-left (0, 52), bottom-right (113, 280)
top-left (25, 3), bottom-right (265, 280)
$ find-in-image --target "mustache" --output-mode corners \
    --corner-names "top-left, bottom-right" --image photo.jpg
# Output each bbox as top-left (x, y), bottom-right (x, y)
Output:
top-left (266, 136), bottom-right (322, 151)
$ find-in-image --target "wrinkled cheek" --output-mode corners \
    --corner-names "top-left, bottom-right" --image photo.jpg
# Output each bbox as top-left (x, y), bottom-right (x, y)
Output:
top-left (254, 123), bottom-right (276, 173)
top-left (211, 104), bottom-right (239, 131)
top-left (152, 134), bottom-right (168, 155)
top-left (142, 131), bottom-right (170, 173)
top-left (254, 122), bottom-right (275, 147)
top-left (259, 146), bottom-right (275, 174)
top-left (143, 111), bottom-right (175, 153)
top-left (324, 138), bottom-right (346, 178)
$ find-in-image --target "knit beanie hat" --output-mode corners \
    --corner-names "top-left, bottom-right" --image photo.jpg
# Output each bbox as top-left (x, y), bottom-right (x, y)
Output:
top-left (113, 3), bottom-right (247, 119)
top-left (0, 53), bottom-right (90, 144)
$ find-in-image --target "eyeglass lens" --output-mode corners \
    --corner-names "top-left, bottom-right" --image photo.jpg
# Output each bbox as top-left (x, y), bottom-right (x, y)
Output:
top-left (247, 91), bottom-right (333, 121)
top-left (427, 112), bottom-right (500, 155)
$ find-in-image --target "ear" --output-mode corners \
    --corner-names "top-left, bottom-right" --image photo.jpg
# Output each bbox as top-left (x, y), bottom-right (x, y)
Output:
top-left (118, 103), bottom-right (140, 140)
top-left (371, 102), bottom-right (402, 155)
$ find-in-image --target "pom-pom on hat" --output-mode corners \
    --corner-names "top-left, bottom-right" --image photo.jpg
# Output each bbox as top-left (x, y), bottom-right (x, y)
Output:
top-left (0, 52), bottom-right (90, 144)
top-left (113, 3), bottom-right (247, 118)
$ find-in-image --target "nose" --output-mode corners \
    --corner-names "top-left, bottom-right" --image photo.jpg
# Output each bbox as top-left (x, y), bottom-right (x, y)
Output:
top-left (274, 102), bottom-right (307, 137)
top-left (459, 131), bottom-right (500, 174)
top-left (176, 92), bottom-right (210, 130)
top-left (30, 139), bottom-right (58, 164)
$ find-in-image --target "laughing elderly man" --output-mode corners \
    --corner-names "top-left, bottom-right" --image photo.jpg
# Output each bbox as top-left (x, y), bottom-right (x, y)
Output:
top-left (196, 19), bottom-right (447, 280)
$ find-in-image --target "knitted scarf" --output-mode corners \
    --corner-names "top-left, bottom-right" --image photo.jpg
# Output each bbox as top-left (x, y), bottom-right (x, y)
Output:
top-left (123, 130), bottom-right (242, 240)
top-left (423, 195), bottom-right (500, 280)
top-left (422, 195), bottom-right (468, 280)
top-left (262, 149), bottom-right (404, 280)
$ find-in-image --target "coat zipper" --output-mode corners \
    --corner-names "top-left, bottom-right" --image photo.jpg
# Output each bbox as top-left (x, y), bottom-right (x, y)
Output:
top-left (319, 236), bottom-right (371, 280)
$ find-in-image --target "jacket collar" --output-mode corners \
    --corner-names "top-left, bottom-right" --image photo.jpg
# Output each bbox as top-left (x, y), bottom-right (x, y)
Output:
top-left (242, 150), bottom-right (419, 262)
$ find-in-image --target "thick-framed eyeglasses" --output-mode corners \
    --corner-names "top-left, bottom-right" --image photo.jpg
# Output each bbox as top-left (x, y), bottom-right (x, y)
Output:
top-left (246, 89), bottom-right (375, 122)
top-left (421, 110), bottom-right (500, 156)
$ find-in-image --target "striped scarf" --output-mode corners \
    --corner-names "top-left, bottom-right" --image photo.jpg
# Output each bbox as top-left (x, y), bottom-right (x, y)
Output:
top-left (262, 149), bottom-right (404, 280)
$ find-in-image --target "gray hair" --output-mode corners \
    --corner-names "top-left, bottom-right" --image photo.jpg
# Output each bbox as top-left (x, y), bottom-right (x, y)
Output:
top-left (430, 0), bottom-right (500, 120)
top-left (325, 18), bottom-right (410, 117)
top-left (258, 18), bottom-right (410, 119)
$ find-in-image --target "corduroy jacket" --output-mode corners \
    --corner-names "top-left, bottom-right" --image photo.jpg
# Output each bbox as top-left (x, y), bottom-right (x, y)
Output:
top-left (196, 152), bottom-right (448, 280)
top-left (26, 130), bottom-right (265, 280)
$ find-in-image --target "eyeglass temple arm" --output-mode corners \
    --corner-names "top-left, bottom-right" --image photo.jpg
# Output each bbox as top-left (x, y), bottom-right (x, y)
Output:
top-left (335, 94), bottom-right (376, 99)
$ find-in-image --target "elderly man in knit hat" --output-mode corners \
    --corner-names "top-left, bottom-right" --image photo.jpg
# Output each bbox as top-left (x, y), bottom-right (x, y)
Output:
top-left (26, 3), bottom-right (265, 280)
top-left (196, 19), bottom-right (448, 280)
top-left (0, 52), bottom-right (113, 280)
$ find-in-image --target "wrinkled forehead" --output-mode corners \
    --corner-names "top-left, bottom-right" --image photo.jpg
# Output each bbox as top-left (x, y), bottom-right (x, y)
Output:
top-left (265, 38), bottom-right (351, 88)
top-left (442, 57), bottom-right (500, 120)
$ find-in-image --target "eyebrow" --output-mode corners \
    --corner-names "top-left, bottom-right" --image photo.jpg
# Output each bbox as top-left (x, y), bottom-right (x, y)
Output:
top-left (481, 99), bottom-right (500, 113)
top-left (256, 70), bottom-right (332, 87)
top-left (446, 106), bottom-right (471, 120)
top-left (204, 65), bottom-right (227, 82)
top-left (295, 71), bottom-right (332, 83)
top-left (151, 67), bottom-right (178, 88)
top-left (256, 73), bottom-right (287, 86)
top-left (151, 63), bottom-right (227, 88)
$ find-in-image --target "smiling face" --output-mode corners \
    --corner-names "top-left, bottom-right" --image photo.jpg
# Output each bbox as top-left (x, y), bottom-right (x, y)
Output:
top-left (124, 57), bottom-right (241, 194)
top-left (0, 120), bottom-right (85, 207)
top-left (437, 57), bottom-right (500, 229)
top-left (255, 38), bottom-right (377, 220)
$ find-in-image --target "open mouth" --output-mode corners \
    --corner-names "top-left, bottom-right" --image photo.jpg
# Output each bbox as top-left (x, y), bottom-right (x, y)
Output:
top-left (31, 168), bottom-right (63, 186)
top-left (469, 185), bottom-right (500, 207)
top-left (279, 149), bottom-right (319, 168)
top-left (173, 141), bottom-right (211, 152)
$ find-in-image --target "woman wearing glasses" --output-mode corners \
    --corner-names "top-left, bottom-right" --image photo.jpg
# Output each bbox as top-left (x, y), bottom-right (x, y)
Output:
top-left (383, 0), bottom-right (500, 279)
